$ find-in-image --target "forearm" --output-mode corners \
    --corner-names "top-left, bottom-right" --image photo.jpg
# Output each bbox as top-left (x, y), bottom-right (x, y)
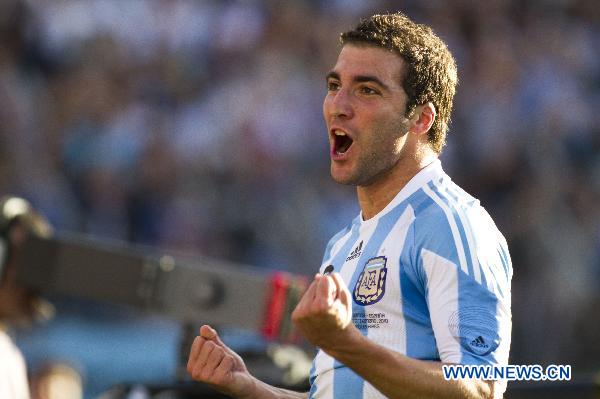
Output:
top-left (324, 330), bottom-right (493, 399)
top-left (240, 377), bottom-right (308, 399)
top-left (187, 325), bottom-right (308, 399)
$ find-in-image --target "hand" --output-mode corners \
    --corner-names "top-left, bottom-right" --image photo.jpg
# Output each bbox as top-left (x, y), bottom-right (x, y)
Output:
top-left (187, 325), bottom-right (255, 398)
top-left (291, 273), bottom-right (356, 352)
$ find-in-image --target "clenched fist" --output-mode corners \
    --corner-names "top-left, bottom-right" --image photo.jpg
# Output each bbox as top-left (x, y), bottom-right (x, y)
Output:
top-left (187, 325), bottom-right (255, 398)
top-left (291, 273), bottom-right (356, 352)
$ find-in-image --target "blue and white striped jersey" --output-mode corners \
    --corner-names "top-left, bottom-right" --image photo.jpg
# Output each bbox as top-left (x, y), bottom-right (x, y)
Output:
top-left (309, 160), bottom-right (512, 399)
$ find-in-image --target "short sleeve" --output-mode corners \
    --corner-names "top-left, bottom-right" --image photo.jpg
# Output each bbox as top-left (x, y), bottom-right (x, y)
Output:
top-left (413, 205), bottom-right (512, 367)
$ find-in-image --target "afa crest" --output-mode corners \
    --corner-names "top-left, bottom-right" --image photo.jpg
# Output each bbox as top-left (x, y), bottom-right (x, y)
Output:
top-left (353, 256), bottom-right (387, 306)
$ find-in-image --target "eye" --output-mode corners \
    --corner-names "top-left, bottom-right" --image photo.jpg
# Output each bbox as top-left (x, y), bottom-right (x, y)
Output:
top-left (327, 80), bottom-right (340, 91)
top-left (360, 86), bottom-right (379, 95)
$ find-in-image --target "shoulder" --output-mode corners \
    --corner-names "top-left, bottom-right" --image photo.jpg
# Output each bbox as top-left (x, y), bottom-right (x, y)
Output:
top-left (410, 177), bottom-right (510, 272)
top-left (412, 177), bottom-right (502, 243)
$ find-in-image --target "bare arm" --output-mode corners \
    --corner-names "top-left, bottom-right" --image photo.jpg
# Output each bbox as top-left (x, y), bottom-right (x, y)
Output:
top-left (292, 273), bottom-right (497, 399)
top-left (242, 381), bottom-right (308, 399)
top-left (324, 325), bottom-right (495, 399)
top-left (187, 325), bottom-right (307, 399)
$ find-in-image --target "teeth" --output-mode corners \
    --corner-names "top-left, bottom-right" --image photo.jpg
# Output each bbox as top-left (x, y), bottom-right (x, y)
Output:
top-left (334, 130), bottom-right (347, 136)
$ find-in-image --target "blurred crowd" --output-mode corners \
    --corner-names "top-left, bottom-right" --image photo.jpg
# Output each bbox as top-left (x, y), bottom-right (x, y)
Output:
top-left (1, 0), bottom-right (599, 395)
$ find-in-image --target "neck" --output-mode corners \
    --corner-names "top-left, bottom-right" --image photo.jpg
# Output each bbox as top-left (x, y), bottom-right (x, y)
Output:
top-left (357, 153), bottom-right (437, 220)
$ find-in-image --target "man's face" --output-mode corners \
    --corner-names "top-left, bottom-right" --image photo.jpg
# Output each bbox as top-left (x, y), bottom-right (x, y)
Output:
top-left (323, 44), bottom-right (412, 186)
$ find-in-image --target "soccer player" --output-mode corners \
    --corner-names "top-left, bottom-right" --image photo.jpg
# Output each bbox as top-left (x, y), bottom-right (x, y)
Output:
top-left (187, 12), bottom-right (512, 399)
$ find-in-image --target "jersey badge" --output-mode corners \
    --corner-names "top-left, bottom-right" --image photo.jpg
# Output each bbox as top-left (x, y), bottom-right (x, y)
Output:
top-left (353, 256), bottom-right (387, 306)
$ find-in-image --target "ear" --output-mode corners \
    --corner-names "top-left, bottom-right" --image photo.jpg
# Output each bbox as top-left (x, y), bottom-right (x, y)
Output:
top-left (409, 102), bottom-right (436, 136)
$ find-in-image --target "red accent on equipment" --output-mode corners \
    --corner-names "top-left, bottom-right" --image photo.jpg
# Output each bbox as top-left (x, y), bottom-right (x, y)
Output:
top-left (262, 272), bottom-right (290, 340)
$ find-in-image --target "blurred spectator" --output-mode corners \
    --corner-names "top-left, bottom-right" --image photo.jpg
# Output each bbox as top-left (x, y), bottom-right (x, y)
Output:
top-left (0, 196), bottom-right (82, 399)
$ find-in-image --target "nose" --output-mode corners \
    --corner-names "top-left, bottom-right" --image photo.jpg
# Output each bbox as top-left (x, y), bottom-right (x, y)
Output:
top-left (324, 87), bottom-right (354, 120)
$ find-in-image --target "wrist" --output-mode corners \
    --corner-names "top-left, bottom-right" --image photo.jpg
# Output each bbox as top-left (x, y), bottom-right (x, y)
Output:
top-left (319, 324), bottom-right (364, 358)
top-left (234, 375), bottom-right (259, 399)
top-left (238, 376), bottom-right (298, 399)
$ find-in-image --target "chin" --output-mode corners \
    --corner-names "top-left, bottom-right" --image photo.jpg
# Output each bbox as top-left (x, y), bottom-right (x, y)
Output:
top-left (330, 171), bottom-right (360, 186)
top-left (330, 166), bottom-right (351, 185)
top-left (331, 174), bottom-right (351, 185)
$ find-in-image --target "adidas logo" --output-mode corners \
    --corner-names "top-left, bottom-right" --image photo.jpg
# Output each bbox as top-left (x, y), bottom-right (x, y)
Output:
top-left (470, 336), bottom-right (489, 349)
top-left (346, 241), bottom-right (363, 261)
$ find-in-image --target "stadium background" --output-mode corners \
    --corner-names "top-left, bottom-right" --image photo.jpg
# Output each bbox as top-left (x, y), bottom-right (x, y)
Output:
top-left (0, 0), bottom-right (598, 397)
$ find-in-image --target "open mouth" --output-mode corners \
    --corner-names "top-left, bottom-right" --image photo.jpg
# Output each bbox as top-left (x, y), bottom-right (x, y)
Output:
top-left (333, 130), bottom-right (354, 155)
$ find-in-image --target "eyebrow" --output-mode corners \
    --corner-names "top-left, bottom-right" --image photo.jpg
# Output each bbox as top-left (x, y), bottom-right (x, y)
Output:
top-left (326, 71), bottom-right (390, 92)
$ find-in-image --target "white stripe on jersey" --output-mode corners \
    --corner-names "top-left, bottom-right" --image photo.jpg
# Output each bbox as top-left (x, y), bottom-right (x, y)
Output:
top-left (432, 179), bottom-right (483, 285)
top-left (438, 177), bottom-right (510, 297)
top-left (365, 205), bottom-right (415, 352)
top-left (421, 248), bottom-right (461, 363)
top-left (362, 205), bottom-right (415, 399)
top-left (313, 220), bottom-right (379, 398)
top-left (422, 184), bottom-right (470, 275)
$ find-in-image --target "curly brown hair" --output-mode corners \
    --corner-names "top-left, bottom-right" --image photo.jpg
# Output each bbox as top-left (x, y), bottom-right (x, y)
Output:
top-left (341, 13), bottom-right (458, 153)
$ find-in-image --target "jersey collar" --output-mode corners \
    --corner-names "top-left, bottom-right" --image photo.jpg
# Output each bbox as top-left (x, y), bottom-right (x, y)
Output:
top-left (359, 159), bottom-right (444, 224)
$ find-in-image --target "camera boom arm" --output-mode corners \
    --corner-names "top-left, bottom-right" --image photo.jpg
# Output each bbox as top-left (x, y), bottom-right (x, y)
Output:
top-left (16, 233), bottom-right (306, 341)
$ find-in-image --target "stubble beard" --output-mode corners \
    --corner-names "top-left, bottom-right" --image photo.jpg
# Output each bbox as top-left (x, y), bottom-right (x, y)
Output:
top-left (332, 119), bottom-right (409, 187)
